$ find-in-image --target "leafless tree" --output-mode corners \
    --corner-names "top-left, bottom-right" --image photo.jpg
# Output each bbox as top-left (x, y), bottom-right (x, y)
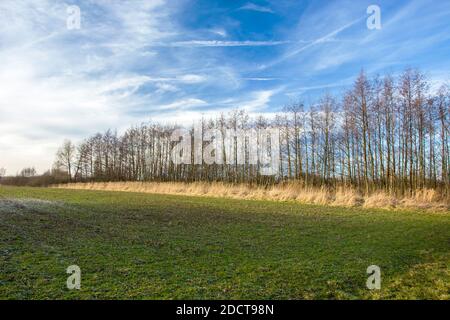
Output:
top-left (54, 139), bottom-right (76, 182)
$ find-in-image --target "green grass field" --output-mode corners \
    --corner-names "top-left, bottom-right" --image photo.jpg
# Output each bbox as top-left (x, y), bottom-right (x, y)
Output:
top-left (0, 186), bottom-right (449, 300)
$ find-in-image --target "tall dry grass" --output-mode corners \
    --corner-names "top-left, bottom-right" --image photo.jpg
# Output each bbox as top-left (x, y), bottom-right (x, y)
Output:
top-left (53, 181), bottom-right (449, 212)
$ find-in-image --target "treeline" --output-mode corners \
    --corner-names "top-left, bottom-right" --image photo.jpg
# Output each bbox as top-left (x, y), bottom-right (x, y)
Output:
top-left (0, 168), bottom-right (69, 187)
top-left (54, 69), bottom-right (449, 196)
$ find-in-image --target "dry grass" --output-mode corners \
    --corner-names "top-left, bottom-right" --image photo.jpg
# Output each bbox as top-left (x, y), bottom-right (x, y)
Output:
top-left (52, 181), bottom-right (449, 212)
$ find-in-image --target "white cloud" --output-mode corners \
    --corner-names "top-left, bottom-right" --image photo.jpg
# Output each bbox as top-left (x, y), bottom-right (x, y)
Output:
top-left (157, 98), bottom-right (208, 111)
top-left (177, 74), bottom-right (207, 83)
top-left (148, 89), bottom-right (281, 125)
top-left (238, 89), bottom-right (281, 112)
top-left (244, 77), bottom-right (279, 81)
top-left (260, 16), bottom-right (364, 70)
top-left (166, 40), bottom-right (289, 47)
top-left (97, 76), bottom-right (153, 94)
top-left (155, 82), bottom-right (179, 93)
top-left (0, 56), bottom-right (135, 173)
top-left (239, 3), bottom-right (274, 14)
top-left (209, 28), bottom-right (227, 37)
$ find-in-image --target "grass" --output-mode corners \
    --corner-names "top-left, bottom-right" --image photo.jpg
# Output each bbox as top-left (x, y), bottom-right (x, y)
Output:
top-left (0, 185), bottom-right (449, 300)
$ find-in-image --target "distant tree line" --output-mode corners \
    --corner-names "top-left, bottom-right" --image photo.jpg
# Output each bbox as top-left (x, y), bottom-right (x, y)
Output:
top-left (0, 168), bottom-right (69, 187)
top-left (51, 69), bottom-right (449, 196)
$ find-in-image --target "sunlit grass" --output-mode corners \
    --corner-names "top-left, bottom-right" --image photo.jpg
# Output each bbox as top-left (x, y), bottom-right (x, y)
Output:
top-left (0, 186), bottom-right (449, 299)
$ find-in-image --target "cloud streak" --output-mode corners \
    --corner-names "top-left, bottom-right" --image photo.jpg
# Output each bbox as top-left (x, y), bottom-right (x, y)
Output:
top-left (259, 16), bottom-right (365, 70)
top-left (160, 40), bottom-right (290, 47)
top-left (239, 2), bottom-right (275, 14)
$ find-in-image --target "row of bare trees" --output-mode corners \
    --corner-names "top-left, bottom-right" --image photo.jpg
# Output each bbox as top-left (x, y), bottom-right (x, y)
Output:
top-left (55, 69), bottom-right (449, 196)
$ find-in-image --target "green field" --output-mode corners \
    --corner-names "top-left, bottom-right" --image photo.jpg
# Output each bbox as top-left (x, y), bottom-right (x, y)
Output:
top-left (0, 186), bottom-right (449, 300)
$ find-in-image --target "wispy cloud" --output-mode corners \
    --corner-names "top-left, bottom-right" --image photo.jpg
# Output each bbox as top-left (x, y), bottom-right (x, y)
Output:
top-left (162, 40), bottom-right (290, 47)
top-left (244, 77), bottom-right (280, 81)
top-left (239, 2), bottom-right (275, 14)
top-left (260, 16), bottom-right (364, 70)
top-left (157, 98), bottom-right (208, 111)
top-left (209, 28), bottom-right (228, 37)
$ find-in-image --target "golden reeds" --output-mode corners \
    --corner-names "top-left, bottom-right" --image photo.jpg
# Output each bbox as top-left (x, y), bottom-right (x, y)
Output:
top-left (52, 181), bottom-right (449, 212)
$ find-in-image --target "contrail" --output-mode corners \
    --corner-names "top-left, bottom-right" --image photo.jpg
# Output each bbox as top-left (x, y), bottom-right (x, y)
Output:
top-left (259, 16), bottom-right (365, 70)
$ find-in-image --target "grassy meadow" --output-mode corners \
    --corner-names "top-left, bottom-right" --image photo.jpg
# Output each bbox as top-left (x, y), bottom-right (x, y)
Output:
top-left (0, 186), bottom-right (449, 299)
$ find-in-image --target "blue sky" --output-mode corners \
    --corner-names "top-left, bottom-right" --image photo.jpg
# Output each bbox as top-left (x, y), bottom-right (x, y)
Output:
top-left (1, 0), bottom-right (450, 173)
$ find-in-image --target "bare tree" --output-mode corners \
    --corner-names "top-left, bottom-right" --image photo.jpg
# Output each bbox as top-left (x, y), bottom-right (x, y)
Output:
top-left (55, 139), bottom-right (76, 182)
top-left (20, 167), bottom-right (37, 177)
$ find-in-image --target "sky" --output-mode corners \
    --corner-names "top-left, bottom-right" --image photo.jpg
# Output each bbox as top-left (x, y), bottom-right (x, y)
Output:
top-left (0, 0), bottom-right (450, 174)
